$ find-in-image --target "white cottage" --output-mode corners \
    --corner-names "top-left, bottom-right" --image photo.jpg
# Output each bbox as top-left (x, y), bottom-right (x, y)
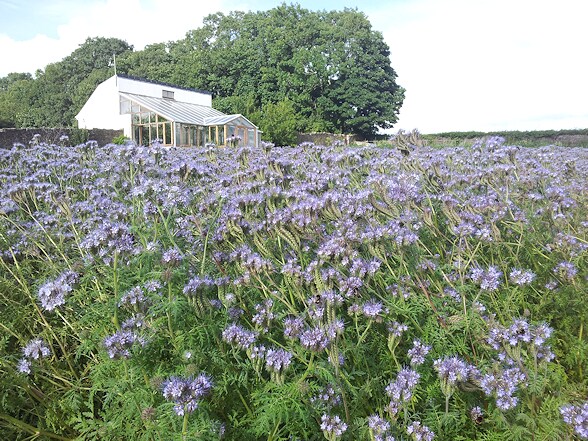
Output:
top-left (75, 74), bottom-right (260, 147)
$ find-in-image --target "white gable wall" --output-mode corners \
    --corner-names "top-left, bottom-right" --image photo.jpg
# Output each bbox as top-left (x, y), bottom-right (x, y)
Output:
top-left (117, 76), bottom-right (212, 107)
top-left (76, 76), bottom-right (131, 136)
top-left (76, 75), bottom-right (213, 138)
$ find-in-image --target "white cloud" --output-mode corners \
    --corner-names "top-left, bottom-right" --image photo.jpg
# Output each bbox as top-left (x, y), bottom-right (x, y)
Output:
top-left (0, 0), bottom-right (230, 77)
top-left (370, 0), bottom-right (588, 132)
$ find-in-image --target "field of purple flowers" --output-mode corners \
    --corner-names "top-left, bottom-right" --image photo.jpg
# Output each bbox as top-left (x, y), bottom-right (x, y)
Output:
top-left (1, 136), bottom-right (587, 440)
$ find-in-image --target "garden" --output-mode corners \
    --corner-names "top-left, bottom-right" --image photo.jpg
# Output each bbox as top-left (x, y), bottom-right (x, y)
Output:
top-left (0, 136), bottom-right (587, 440)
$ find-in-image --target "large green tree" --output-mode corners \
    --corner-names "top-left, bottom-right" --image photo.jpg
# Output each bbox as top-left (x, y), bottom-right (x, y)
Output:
top-left (0, 73), bottom-right (33, 127)
top-left (0, 5), bottom-right (404, 140)
top-left (0, 37), bottom-right (132, 128)
top-left (167, 4), bottom-right (404, 139)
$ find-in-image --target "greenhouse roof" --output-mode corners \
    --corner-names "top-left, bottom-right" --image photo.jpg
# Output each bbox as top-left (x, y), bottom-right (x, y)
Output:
top-left (121, 93), bottom-right (225, 126)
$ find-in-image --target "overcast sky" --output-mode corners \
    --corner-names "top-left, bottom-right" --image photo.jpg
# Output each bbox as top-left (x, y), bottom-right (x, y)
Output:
top-left (1, 0), bottom-right (587, 133)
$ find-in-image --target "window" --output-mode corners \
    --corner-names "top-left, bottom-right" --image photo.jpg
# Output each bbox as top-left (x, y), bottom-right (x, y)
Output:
top-left (162, 90), bottom-right (174, 100)
top-left (129, 99), bottom-right (173, 146)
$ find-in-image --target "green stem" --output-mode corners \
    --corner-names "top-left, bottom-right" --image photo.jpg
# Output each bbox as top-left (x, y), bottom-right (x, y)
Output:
top-left (0, 413), bottom-right (75, 441)
top-left (200, 197), bottom-right (224, 275)
top-left (112, 252), bottom-right (120, 329)
top-left (182, 411), bottom-right (189, 440)
top-left (167, 282), bottom-right (175, 343)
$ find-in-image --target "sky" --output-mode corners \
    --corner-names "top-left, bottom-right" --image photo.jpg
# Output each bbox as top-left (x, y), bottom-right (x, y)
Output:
top-left (1, 0), bottom-right (587, 133)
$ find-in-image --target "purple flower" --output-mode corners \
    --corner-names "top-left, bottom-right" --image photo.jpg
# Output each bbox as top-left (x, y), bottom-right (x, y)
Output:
top-left (103, 330), bottom-right (145, 359)
top-left (407, 340), bottom-right (431, 366)
top-left (367, 414), bottom-right (392, 439)
top-left (299, 326), bottom-right (330, 351)
top-left (561, 402), bottom-right (588, 439)
top-left (532, 322), bottom-right (553, 347)
top-left (320, 289), bottom-right (343, 306)
top-left (37, 272), bottom-right (76, 311)
top-left (470, 406), bottom-right (484, 424)
top-left (481, 266), bottom-right (502, 291)
top-left (480, 367), bottom-right (526, 411)
top-left (247, 345), bottom-right (266, 360)
top-left (320, 413), bottom-right (347, 438)
top-left (406, 421), bottom-right (435, 441)
top-left (311, 384), bottom-right (342, 410)
top-left (362, 299), bottom-right (384, 319)
top-left (387, 321), bottom-right (408, 338)
top-left (222, 323), bottom-right (257, 350)
top-left (433, 356), bottom-right (474, 384)
top-left (284, 316), bottom-right (305, 339)
top-left (121, 314), bottom-right (147, 330)
top-left (161, 247), bottom-right (183, 267)
top-left (386, 368), bottom-right (420, 403)
top-left (16, 337), bottom-right (51, 375)
top-left (469, 265), bottom-right (502, 291)
top-left (143, 280), bottom-right (162, 293)
top-left (119, 286), bottom-right (149, 309)
top-left (183, 275), bottom-right (216, 296)
top-left (22, 338), bottom-right (51, 360)
top-left (265, 348), bottom-right (293, 373)
top-left (509, 268), bottom-right (536, 286)
top-left (162, 374), bottom-right (213, 416)
top-left (486, 318), bottom-right (553, 361)
top-left (555, 261), bottom-right (578, 281)
top-left (17, 358), bottom-right (32, 374)
top-left (252, 299), bottom-right (275, 332)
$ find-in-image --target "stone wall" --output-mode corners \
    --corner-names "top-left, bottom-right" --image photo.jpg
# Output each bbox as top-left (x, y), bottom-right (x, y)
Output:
top-left (296, 132), bottom-right (357, 146)
top-left (0, 128), bottom-right (123, 148)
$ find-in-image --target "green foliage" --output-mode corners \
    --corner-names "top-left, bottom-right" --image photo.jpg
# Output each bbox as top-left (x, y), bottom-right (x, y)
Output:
top-left (111, 134), bottom-right (130, 145)
top-left (0, 37), bottom-right (132, 128)
top-left (258, 99), bottom-right (300, 146)
top-left (0, 5), bottom-right (403, 138)
top-left (423, 128), bottom-right (588, 148)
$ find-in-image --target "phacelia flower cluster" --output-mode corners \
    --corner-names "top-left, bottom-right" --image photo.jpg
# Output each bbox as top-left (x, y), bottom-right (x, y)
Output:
top-left (408, 339), bottom-right (431, 366)
top-left (469, 265), bottom-right (503, 291)
top-left (103, 330), bottom-right (145, 359)
top-left (18, 338), bottom-right (51, 375)
top-left (161, 374), bottom-right (213, 416)
top-left (320, 413), bottom-right (347, 439)
top-left (252, 299), bottom-right (275, 332)
top-left (433, 356), bottom-right (478, 396)
top-left (37, 270), bottom-right (78, 311)
top-left (385, 368), bottom-right (420, 417)
top-left (367, 414), bottom-right (394, 441)
top-left (406, 420), bottom-right (435, 441)
top-left (264, 347), bottom-right (293, 374)
top-left (480, 366), bottom-right (526, 410)
top-left (222, 323), bottom-right (258, 350)
top-left (311, 384), bottom-right (342, 410)
top-left (486, 318), bottom-right (554, 362)
top-left (560, 401), bottom-right (588, 439)
top-left (508, 268), bottom-right (536, 286)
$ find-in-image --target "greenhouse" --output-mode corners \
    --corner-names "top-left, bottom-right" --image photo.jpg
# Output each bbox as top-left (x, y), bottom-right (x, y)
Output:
top-left (76, 74), bottom-right (260, 148)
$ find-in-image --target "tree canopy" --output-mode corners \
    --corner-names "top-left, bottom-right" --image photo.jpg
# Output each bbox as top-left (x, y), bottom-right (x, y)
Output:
top-left (0, 4), bottom-right (404, 141)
